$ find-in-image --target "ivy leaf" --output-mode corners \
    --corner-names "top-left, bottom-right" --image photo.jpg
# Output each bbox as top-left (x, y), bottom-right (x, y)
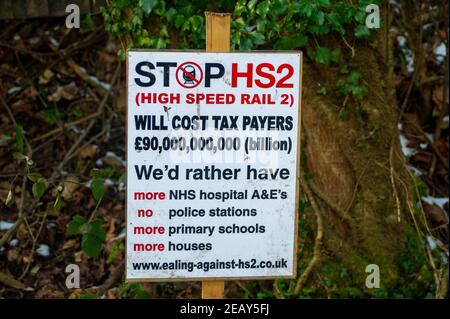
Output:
top-left (91, 178), bottom-right (105, 202)
top-left (256, 0), bottom-right (270, 18)
top-left (174, 14), bottom-right (184, 28)
top-left (352, 85), bottom-right (369, 100)
top-left (354, 25), bottom-right (371, 39)
top-left (275, 34), bottom-right (307, 49)
top-left (331, 48), bottom-right (341, 63)
top-left (67, 215), bottom-right (87, 235)
top-left (15, 124), bottom-right (24, 153)
top-left (317, 0), bottom-right (331, 6)
top-left (248, 31), bottom-right (265, 45)
top-left (141, 0), bottom-right (159, 13)
top-left (240, 38), bottom-right (253, 51)
top-left (314, 46), bottom-right (331, 65)
top-left (312, 11), bottom-right (325, 26)
top-left (32, 178), bottom-right (46, 199)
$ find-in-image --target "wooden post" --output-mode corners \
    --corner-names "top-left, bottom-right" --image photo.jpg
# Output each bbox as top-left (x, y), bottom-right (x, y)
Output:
top-left (201, 11), bottom-right (231, 299)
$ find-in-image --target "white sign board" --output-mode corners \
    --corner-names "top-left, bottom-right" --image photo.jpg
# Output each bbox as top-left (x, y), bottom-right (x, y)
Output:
top-left (126, 51), bottom-right (302, 281)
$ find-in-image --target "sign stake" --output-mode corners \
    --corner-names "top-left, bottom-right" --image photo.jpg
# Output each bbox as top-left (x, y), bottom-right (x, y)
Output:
top-left (201, 11), bottom-right (231, 299)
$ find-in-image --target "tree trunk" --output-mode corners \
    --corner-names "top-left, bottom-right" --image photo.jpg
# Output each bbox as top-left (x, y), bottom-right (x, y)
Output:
top-left (297, 40), bottom-right (426, 296)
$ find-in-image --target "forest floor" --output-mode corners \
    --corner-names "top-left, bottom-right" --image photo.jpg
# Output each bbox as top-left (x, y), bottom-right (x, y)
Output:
top-left (0, 15), bottom-right (448, 298)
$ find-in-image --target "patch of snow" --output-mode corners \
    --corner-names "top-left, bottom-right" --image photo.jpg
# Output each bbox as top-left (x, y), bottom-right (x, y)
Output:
top-left (443, 115), bottom-right (449, 124)
top-left (88, 75), bottom-right (112, 91)
top-left (36, 244), bottom-right (50, 257)
top-left (397, 35), bottom-right (406, 46)
top-left (9, 239), bottom-right (19, 247)
top-left (426, 235), bottom-right (437, 250)
top-left (8, 86), bottom-right (22, 94)
top-left (419, 143), bottom-right (428, 149)
top-left (71, 126), bottom-right (82, 134)
top-left (434, 42), bottom-right (447, 64)
top-left (28, 37), bottom-right (40, 45)
top-left (422, 196), bottom-right (449, 209)
top-left (96, 159), bottom-right (103, 166)
top-left (408, 165), bottom-right (423, 176)
top-left (399, 135), bottom-right (415, 157)
top-left (48, 36), bottom-right (59, 48)
top-left (78, 66), bottom-right (112, 91)
top-left (13, 34), bottom-right (21, 41)
top-left (46, 222), bottom-right (57, 230)
top-left (105, 178), bottom-right (115, 186)
top-left (0, 221), bottom-right (14, 230)
top-left (396, 35), bottom-right (414, 73)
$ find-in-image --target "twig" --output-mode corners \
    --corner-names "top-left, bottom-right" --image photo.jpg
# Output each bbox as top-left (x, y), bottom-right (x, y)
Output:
top-left (19, 213), bottom-right (47, 280)
top-left (340, 34), bottom-right (355, 58)
top-left (389, 142), bottom-right (402, 223)
top-left (345, 164), bottom-right (368, 212)
top-left (308, 180), bottom-right (352, 222)
top-left (31, 110), bottom-right (102, 143)
top-left (273, 281), bottom-right (285, 299)
top-left (96, 260), bottom-right (125, 297)
top-left (294, 173), bottom-right (323, 295)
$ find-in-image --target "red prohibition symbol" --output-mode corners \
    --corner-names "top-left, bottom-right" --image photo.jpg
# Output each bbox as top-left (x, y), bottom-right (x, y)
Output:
top-left (176, 61), bottom-right (203, 89)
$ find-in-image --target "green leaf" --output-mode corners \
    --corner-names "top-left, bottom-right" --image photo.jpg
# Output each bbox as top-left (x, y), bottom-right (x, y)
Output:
top-left (27, 172), bottom-right (42, 183)
top-left (54, 193), bottom-right (62, 211)
top-left (67, 215), bottom-right (87, 235)
top-left (348, 70), bottom-right (362, 84)
top-left (140, 0), bottom-right (158, 13)
top-left (275, 34), bottom-right (307, 49)
top-left (91, 178), bottom-right (105, 202)
top-left (256, 0), bottom-right (270, 17)
top-left (174, 14), bottom-right (184, 28)
top-left (352, 85), bottom-right (369, 100)
top-left (317, 0), bottom-right (331, 6)
top-left (330, 48), bottom-right (341, 63)
top-left (314, 46), bottom-right (331, 65)
top-left (240, 38), bottom-right (253, 51)
top-left (312, 11), bottom-right (325, 25)
top-left (32, 179), bottom-right (46, 199)
top-left (354, 25), bottom-right (371, 39)
top-left (15, 125), bottom-right (24, 153)
top-left (88, 219), bottom-right (107, 242)
top-left (82, 220), bottom-right (106, 258)
top-left (317, 86), bottom-right (327, 95)
top-left (108, 242), bottom-right (124, 263)
top-left (248, 31), bottom-right (265, 45)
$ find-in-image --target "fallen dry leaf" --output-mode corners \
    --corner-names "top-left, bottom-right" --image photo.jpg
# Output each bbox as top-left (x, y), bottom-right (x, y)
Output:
top-left (61, 176), bottom-right (80, 201)
top-left (48, 82), bottom-right (78, 102)
top-left (38, 69), bottom-right (54, 84)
